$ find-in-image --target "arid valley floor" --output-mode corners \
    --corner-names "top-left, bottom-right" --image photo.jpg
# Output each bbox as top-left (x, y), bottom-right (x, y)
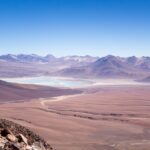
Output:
top-left (0, 84), bottom-right (150, 150)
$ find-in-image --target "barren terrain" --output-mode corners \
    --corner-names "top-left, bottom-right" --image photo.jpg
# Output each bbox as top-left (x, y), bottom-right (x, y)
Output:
top-left (0, 85), bottom-right (150, 150)
top-left (0, 80), bottom-right (81, 102)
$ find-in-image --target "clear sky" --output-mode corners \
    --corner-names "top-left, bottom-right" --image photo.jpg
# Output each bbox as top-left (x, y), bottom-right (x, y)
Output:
top-left (0, 0), bottom-right (150, 57)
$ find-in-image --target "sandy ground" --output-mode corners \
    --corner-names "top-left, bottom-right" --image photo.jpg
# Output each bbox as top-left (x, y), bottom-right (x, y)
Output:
top-left (1, 85), bottom-right (150, 150)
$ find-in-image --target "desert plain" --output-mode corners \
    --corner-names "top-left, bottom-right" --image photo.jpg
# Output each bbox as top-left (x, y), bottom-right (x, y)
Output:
top-left (0, 83), bottom-right (150, 150)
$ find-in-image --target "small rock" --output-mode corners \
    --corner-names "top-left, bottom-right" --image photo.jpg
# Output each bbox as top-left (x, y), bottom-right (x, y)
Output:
top-left (32, 142), bottom-right (46, 150)
top-left (0, 143), bottom-right (5, 149)
top-left (4, 142), bottom-right (20, 150)
top-left (7, 134), bottom-right (17, 142)
top-left (13, 142), bottom-right (27, 150)
top-left (26, 145), bottom-right (32, 150)
top-left (17, 134), bottom-right (28, 145)
top-left (0, 137), bottom-right (8, 148)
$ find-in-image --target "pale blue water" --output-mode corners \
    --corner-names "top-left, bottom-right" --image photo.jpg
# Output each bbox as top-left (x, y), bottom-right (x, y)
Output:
top-left (2, 76), bottom-right (93, 88)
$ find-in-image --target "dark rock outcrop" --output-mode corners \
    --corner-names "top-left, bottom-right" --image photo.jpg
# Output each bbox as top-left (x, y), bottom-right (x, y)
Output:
top-left (0, 119), bottom-right (53, 150)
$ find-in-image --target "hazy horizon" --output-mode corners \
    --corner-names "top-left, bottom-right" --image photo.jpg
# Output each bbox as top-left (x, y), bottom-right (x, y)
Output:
top-left (0, 53), bottom-right (150, 58)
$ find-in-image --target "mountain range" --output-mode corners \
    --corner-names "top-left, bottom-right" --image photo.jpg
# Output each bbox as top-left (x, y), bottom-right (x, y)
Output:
top-left (56, 55), bottom-right (150, 78)
top-left (0, 54), bottom-right (150, 79)
top-left (0, 54), bottom-right (98, 65)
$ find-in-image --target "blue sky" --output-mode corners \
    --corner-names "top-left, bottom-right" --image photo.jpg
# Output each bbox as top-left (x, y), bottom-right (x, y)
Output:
top-left (0, 0), bottom-right (150, 57)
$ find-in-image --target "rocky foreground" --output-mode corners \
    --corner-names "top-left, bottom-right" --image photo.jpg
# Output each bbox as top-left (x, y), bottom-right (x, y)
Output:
top-left (0, 119), bottom-right (53, 150)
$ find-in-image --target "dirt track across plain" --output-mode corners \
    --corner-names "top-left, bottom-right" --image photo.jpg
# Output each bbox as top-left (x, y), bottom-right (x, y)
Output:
top-left (1, 86), bottom-right (150, 150)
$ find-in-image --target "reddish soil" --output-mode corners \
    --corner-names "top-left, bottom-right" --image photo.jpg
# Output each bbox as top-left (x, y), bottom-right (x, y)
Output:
top-left (0, 85), bottom-right (150, 150)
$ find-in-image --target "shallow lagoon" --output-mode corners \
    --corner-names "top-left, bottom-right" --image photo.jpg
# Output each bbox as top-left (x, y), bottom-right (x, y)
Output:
top-left (1, 76), bottom-right (145, 88)
top-left (2, 76), bottom-right (94, 88)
